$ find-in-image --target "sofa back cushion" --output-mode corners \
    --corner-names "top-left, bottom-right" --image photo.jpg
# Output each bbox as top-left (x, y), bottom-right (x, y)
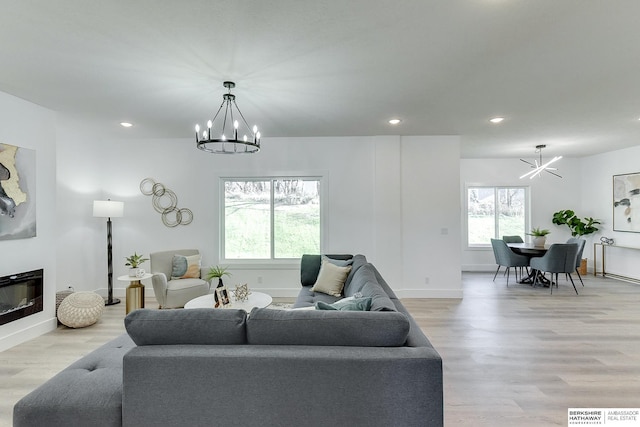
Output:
top-left (125, 308), bottom-right (247, 345)
top-left (343, 262), bottom-right (377, 297)
top-left (246, 308), bottom-right (410, 347)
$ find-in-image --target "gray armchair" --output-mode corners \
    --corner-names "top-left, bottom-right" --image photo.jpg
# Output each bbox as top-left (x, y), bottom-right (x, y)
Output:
top-left (529, 243), bottom-right (579, 295)
top-left (490, 239), bottom-right (530, 286)
top-left (150, 249), bottom-right (211, 308)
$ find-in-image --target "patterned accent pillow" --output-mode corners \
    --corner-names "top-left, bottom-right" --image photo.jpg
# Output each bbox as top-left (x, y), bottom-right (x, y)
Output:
top-left (171, 254), bottom-right (201, 279)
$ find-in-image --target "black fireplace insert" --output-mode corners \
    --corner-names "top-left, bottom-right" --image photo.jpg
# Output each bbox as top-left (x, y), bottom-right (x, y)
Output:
top-left (0, 268), bottom-right (44, 326)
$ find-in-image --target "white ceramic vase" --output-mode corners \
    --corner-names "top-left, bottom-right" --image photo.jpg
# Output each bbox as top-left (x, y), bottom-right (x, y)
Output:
top-left (532, 236), bottom-right (546, 247)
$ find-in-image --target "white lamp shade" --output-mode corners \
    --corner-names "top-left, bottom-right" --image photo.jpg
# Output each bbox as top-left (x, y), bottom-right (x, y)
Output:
top-left (93, 200), bottom-right (124, 218)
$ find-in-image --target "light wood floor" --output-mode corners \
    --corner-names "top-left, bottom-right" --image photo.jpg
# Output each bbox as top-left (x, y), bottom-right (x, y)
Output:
top-left (1, 275), bottom-right (640, 426)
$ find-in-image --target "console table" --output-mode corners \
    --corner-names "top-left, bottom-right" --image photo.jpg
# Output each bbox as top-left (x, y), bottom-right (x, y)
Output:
top-left (593, 243), bottom-right (640, 283)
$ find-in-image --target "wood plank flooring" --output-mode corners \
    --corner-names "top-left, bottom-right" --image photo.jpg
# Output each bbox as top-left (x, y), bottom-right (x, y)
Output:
top-left (1, 275), bottom-right (640, 426)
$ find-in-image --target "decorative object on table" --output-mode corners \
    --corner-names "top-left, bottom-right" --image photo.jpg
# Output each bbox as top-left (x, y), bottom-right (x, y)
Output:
top-left (232, 283), bottom-right (251, 302)
top-left (519, 144), bottom-right (562, 179)
top-left (600, 236), bottom-right (614, 245)
top-left (0, 142), bottom-right (36, 240)
top-left (93, 199), bottom-right (124, 305)
top-left (139, 177), bottom-right (193, 227)
top-left (215, 285), bottom-right (230, 308)
top-left (552, 209), bottom-right (601, 236)
top-left (57, 291), bottom-right (105, 328)
top-left (206, 265), bottom-right (231, 287)
top-left (526, 227), bottom-right (550, 247)
top-left (125, 252), bottom-right (149, 277)
top-left (613, 172), bottom-right (640, 232)
top-left (194, 81), bottom-right (262, 154)
top-left (206, 265), bottom-right (232, 307)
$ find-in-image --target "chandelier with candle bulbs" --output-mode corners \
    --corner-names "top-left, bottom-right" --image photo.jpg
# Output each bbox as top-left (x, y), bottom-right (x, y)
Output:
top-left (194, 81), bottom-right (261, 154)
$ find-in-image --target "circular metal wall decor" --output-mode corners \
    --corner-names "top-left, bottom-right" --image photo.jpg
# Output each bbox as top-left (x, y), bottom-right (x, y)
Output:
top-left (140, 178), bottom-right (193, 227)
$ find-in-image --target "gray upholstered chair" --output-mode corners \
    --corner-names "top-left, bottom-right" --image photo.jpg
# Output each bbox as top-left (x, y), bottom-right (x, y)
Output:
top-left (490, 238), bottom-right (530, 286)
top-left (566, 237), bottom-right (586, 286)
top-left (530, 243), bottom-right (580, 295)
top-left (150, 249), bottom-right (211, 308)
top-left (502, 235), bottom-right (524, 243)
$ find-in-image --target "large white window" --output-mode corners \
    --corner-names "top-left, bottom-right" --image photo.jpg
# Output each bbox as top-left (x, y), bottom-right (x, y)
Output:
top-left (466, 186), bottom-right (529, 247)
top-left (222, 177), bottom-right (322, 261)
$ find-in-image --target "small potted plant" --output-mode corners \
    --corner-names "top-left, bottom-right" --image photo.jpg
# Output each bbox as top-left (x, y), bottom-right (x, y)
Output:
top-left (125, 252), bottom-right (149, 277)
top-left (527, 227), bottom-right (550, 247)
top-left (206, 265), bottom-right (231, 288)
top-left (552, 209), bottom-right (601, 274)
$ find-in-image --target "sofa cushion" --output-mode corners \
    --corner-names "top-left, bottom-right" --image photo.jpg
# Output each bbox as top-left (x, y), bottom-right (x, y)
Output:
top-left (361, 281), bottom-right (397, 312)
top-left (310, 257), bottom-right (352, 297)
top-left (125, 308), bottom-right (247, 345)
top-left (247, 308), bottom-right (410, 347)
top-left (171, 254), bottom-right (201, 279)
top-left (13, 334), bottom-right (135, 427)
top-left (343, 263), bottom-right (377, 297)
top-left (316, 297), bottom-right (372, 311)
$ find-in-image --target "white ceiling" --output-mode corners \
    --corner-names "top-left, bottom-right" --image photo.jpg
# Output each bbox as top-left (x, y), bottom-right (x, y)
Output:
top-left (1, 1), bottom-right (640, 159)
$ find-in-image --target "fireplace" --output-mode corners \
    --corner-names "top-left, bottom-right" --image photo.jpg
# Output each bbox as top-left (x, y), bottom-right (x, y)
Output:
top-left (0, 269), bottom-right (44, 326)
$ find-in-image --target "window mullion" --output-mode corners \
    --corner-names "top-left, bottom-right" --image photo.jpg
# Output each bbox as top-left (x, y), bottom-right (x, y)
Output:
top-left (270, 179), bottom-right (275, 259)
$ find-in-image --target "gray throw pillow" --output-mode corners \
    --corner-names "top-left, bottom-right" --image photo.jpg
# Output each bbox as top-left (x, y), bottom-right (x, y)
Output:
top-left (125, 308), bottom-right (247, 345)
top-left (316, 297), bottom-right (372, 311)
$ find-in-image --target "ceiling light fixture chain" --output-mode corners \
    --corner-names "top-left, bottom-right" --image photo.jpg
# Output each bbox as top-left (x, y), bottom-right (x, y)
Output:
top-left (519, 144), bottom-right (562, 179)
top-left (195, 81), bottom-right (261, 154)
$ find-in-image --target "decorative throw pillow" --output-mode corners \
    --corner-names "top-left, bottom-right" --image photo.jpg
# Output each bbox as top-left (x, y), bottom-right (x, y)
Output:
top-left (310, 257), bottom-right (352, 297)
top-left (171, 254), bottom-right (201, 279)
top-left (316, 297), bottom-right (372, 311)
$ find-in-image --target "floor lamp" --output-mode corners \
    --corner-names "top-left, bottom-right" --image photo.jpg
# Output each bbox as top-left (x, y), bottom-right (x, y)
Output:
top-left (93, 199), bottom-right (124, 306)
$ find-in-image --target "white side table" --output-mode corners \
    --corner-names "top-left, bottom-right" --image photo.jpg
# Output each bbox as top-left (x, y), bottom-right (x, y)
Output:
top-left (117, 273), bottom-right (153, 314)
top-left (184, 291), bottom-right (272, 311)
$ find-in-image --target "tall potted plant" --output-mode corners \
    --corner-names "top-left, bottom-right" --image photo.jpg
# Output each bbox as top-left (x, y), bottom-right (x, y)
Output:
top-left (552, 209), bottom-right (601, 274)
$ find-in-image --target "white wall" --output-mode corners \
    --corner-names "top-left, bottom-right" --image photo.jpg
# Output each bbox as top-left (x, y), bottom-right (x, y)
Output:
top-left (581, 145), bottom-right (640, 280)
top-left (54, 125), bottom-right (463, 299)
top-left (460, 157), bottom-right (582, 271)
top-left (0, 92), bottom-right (57, 352)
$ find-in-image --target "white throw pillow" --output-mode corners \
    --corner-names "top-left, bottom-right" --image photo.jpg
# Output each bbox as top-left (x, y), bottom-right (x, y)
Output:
top-left (310, 258), bottom-right (352, 297)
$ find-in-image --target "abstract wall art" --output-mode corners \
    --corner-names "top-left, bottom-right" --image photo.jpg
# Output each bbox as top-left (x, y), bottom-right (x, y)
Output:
top-left (613, 171), bottom-right (640, 233)
top-left (0, 143), bottom-right (36, 240)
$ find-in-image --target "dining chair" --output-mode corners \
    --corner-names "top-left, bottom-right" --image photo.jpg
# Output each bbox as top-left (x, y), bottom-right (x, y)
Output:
top-left (490, 239), bottom-right (530, 286)
top-left (566, 237), bottom-right (586, 286)
top-left (502, 235), bottom-right (524, 243)
top-left (529, 243), bottom-right (580, 295)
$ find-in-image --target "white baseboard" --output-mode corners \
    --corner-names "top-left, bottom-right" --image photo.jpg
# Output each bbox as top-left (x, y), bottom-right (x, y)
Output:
top-left (394, 289), bottom-right (463, 299)
top-left (0, 317), bottom-right (57, 353)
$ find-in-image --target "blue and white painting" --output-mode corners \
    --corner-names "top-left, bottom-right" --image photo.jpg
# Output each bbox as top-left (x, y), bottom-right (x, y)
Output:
top-left (0, 143), bottom-right (36, 240)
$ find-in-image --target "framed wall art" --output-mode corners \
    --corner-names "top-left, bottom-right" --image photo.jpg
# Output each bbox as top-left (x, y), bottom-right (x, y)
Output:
top-left (0, 143), bottom-right (36, 240)
top-left (613, 171), bottom-right (640, 233)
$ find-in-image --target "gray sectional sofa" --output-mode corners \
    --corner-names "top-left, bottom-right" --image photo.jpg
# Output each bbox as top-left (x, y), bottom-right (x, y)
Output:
top-left (13, 254), bottom-right (443, 427)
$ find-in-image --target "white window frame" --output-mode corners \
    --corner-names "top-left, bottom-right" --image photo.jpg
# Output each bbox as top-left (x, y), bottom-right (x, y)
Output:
top-left (220, 176), bottom-right (325, 265)
top-left (465, 185), bottom-right (530, 249)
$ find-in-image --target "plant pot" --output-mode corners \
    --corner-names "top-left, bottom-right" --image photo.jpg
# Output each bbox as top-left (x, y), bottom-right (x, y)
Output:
top-left (578, 258), bottom-right (587, 275)
top-left (532, 236), bottom-right (546, 247)
top-left (129, 268), bottom-right (140, 277)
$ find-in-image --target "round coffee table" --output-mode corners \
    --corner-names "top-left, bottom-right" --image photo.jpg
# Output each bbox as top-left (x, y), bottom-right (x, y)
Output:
top-left (184, 291), bottom-right (272, 311)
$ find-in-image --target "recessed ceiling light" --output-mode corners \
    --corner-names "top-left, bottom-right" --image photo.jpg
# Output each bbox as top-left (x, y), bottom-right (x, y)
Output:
top-left (120, 122), bottom-right (133, 128)
top-left (489, 117), bottom-right (505, 124)
top-left (388, 118), bottom-right (402, 125)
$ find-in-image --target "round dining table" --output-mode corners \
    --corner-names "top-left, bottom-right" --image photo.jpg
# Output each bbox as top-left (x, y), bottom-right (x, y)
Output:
top-left (506, 243), bottom-right (550, 285)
